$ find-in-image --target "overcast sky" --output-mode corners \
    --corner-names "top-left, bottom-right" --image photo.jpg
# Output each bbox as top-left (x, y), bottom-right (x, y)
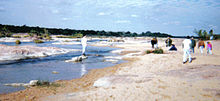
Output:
top-left (0, 0), bottom-right (220, 36)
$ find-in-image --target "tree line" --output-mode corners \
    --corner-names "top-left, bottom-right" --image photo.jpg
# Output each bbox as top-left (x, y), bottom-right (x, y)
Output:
top-left (0, 24), bottom-right (172, 38)
top-left (193, 29), bottom-right (219, 40)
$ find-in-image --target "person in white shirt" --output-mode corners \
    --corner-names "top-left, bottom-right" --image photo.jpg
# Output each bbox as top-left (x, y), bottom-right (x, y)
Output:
top-left (81, 35), bottom-right (87, 56)
top-left (182, 36), bottom-right (192, 64)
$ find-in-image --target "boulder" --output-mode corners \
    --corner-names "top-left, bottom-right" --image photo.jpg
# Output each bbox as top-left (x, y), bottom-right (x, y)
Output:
top-left (65, 55), bottom-right (88, 62)
top-left (29, 80), bottom-right (39, 86)
top-left (4, 80), bottom-right (39, 87)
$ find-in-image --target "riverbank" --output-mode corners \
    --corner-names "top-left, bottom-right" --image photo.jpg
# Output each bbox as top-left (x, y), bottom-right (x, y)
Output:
top-left (1, 38), bottom-right (220, 101)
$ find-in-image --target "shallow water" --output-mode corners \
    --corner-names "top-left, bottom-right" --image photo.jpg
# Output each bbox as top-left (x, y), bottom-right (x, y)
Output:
top-left (0, 40), bottom-right (123, 94)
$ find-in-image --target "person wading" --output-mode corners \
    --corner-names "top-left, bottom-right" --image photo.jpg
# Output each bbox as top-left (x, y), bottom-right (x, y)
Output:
top-left (81, 35), bottom-right (87, 56)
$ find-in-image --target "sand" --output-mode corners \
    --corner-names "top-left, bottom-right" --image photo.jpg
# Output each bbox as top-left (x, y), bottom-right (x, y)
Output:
top-left (1, 38), bottom-right (220, 101)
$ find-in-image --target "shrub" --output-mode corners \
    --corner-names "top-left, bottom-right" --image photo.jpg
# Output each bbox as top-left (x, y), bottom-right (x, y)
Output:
top-left (36, 80), bottom-right (50, 86)
top-left (34, 39), bottom-right (44, 43)
top-left (153, 48), bottom-right (163, 54)
top-left (15, 40), bottom-right (21, 44)
top-left (146, 48), bottom-right (164, 54)
top-left (146, 50), bottom-right (152, 54)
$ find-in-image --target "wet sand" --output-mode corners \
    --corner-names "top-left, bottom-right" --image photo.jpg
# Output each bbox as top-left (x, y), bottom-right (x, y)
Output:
top-left (1, 38), bottom-right (220, 101)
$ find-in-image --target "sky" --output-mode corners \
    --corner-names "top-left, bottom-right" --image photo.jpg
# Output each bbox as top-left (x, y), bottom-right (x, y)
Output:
top-left (0, 0), bottom-right (220, 36)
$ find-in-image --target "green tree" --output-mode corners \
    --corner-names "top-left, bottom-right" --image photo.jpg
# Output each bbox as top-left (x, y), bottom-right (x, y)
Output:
top-left (203, 30), bottom-right (208, 39)
top-left (209, 29), bottom-right (214, 36)
top-left (0, 27), bottom-right (12, 37)
top-left (194, 29), bottom-right (209, 40)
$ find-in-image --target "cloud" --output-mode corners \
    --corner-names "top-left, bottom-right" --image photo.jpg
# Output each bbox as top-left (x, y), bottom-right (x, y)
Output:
top-left (208, 24), bottom-right (218, 29)
top-left (115, 20), bottom-right (131, 24)
top-left (185, 25), bottom-right (194, 28)
top-left (97, 12), bottom-right (111, 16)
top-left (0, 7), bottom-right (5, 12)
top-left (52, 9), bottom-right (59, 14)
top-left (131, 14), bottom-right (139, 18)
top-left (163, 21), bottom-right (180, 25)
top-left (62, 17), bottom-right (71, 21)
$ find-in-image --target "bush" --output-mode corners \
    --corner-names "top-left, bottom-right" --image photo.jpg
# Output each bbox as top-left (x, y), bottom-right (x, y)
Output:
top-left (146, 48), bottom-right (164, 54)
top-left (34, 39), bottom-right (44, 43)
top-left (146, 50), bottom-right (152, 54)
top-left (36, 80), bottom-right (50, 86)
top-left (153, 48), bottom-right (163, 54)
top-left (15, 40), bottom-right (21, 44)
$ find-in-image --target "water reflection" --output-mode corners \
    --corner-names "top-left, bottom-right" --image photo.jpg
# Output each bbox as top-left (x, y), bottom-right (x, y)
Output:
top-left (81, 64), bottom-right (87, 77)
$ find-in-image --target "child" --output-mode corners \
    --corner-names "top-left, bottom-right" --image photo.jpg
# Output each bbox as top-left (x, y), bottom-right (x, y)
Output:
top-left (207, 42), bottom-right (212, 54)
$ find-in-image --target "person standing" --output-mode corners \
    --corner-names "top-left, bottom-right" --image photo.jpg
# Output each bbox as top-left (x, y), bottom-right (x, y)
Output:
top-left (81, 35), bottom-right (87, 56)
top-left (151, 37), bottom-right (158, 48)
top-left (182, 36), bottom-right (192, 64)
top-left (190, 37), bottom-right (196, 53)
top-left (198, 39), bottom-right (205, 53)
top-left (165, 37), bottom-right (172, 47)
top-left (207, 42), bottom-right (212, 54)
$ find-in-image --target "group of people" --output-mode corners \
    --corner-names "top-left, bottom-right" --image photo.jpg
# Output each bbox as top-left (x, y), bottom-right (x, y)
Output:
top-left (81, 35), bottom-right (213, 65)
top-left (151, 37), bottom-right (177, 51)
top-left (182, 36), bottom-right (213, 64)
top-left (151, 36), bottom-right (213, 64)
top-left (197, 39), bottom-right (213, 54)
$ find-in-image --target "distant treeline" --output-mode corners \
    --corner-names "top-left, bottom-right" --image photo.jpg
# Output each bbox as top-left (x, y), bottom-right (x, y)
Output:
top-left (0, 24), bottom-right (172, 37)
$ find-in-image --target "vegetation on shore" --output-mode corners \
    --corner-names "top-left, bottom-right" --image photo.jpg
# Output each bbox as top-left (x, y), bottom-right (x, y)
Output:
top-left (0, 24), bottom-right (172, 38)
top-left (34, 39), bottom-right (44, 43)
top-left (193, 29), bottom-right (219, 40)
top-left (146, 48), bottom-right (164, 54)
top-left (36, 80), bottom-right (61, 88)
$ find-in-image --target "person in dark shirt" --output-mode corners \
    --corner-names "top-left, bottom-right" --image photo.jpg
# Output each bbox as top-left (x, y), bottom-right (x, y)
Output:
top-left (165, 37), bottom-right (172, 47)
top-left (190, 37), bottom-right (196, 53)
top-left (151, 37), bottom-right (158, 48)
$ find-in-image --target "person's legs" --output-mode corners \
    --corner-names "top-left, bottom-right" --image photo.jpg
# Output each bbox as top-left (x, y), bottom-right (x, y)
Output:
top-left (183, 49), bottom-right (188, 63)
top-left (151, 44), bottom-right (154, 48)
top-left (192, 48), bottom-right (195, 53)
top-left (187, 49), bottom-right (192, 62)
top-left (208, 48), bottom-right (212, 54)
top-left (200, 46), bottom-right (203, 53)
top-left (154, 44), bottom-right (158, 49)
top-left (82, 45), bottom-right (86, 55)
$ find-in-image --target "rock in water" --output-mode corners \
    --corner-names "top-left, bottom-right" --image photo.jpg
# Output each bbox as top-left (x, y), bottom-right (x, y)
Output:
top-left (65, 55), bottom-right (88, 62)
top-left (52, 71), bottom-right (59, 74)
top-left (4, 80), bottom-right (39, 87)
top-left (29, 80), bottom-right (38, 86)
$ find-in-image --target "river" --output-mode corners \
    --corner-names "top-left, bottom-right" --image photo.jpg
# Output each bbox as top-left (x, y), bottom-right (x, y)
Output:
top-left (0, 40), bottom-right (123, 94)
